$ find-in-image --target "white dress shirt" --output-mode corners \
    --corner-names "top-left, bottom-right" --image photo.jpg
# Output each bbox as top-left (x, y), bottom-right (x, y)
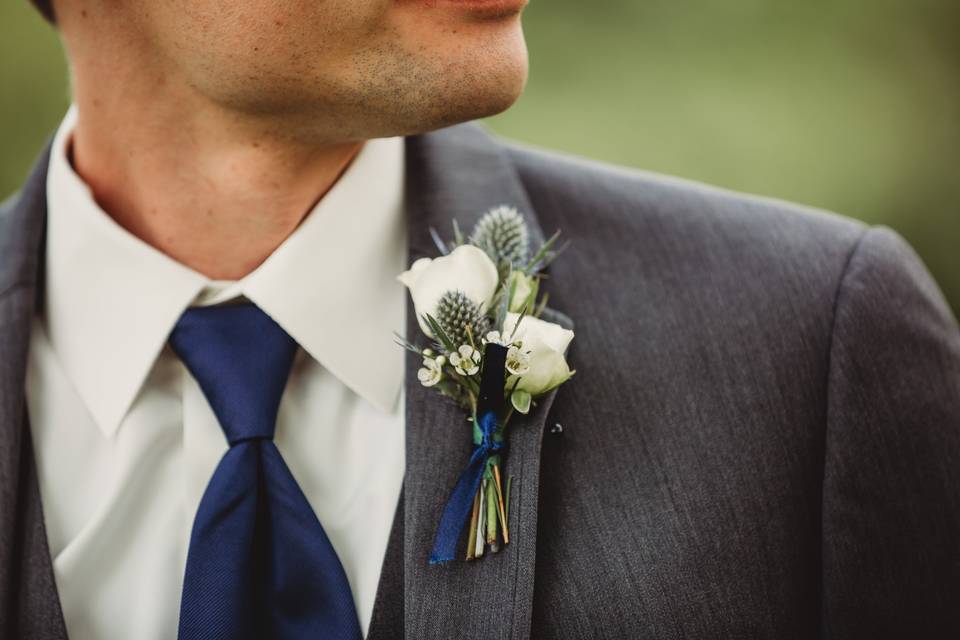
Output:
top-left (25, 106), bottom-right (407, 640)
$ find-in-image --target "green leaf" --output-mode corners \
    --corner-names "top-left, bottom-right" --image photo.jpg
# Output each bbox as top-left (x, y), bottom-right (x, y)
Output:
top-left (535, 238), bottom-right (571, 272)
top-left (524, 229), bottom-right (562, 274)
top-left (533, 291), bottom-right (550, 318)
top-left (508, 304), bottom-right (529, 342)
top-left (494, 266), bottom-right (514, 331)
top-left (422, 312), bottom-right (457, 353)
top-left (511, 389), bottom-right (532, 414)
top-left (393, 332), bottom-right (426, 356)
top-left (505, 373), bottom-right (522, 398)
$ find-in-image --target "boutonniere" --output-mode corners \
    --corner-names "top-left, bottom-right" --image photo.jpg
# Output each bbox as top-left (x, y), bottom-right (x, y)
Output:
top-left (396, 206), bottom-right (575, 564)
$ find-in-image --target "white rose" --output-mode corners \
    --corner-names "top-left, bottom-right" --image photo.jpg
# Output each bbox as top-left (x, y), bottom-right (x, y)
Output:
top-left (502, 312), bottom-right (574, 396)
top-left (397, 244), bottom-right (499, 338)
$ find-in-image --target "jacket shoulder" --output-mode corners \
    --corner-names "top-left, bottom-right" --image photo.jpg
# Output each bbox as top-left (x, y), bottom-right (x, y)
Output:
top-left (0, 141), bottom-right (49, 298)
top-left (497, 135), bottom-right (879, 335)
top-left (0, 190), bottom-right (26, 293)
top-left (0, 190), bottom-right (23, 221)
top-left (502, 137), bottom-right (867, 259)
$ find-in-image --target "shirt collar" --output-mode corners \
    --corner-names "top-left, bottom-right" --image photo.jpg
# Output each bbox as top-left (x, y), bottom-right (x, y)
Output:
top-left (44, 105), bottom-right (406, 439)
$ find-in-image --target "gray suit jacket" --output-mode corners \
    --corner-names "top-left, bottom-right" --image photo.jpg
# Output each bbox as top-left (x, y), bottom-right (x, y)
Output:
top-left (2, 123), bottom-right (959, 639)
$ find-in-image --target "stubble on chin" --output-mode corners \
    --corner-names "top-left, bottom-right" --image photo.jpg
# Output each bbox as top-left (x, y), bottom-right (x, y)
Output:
top-left (324, 22), bottom-right (529, 139)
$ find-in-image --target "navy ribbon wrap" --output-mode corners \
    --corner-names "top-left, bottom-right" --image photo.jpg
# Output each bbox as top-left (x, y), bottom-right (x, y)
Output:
top-left (428, 411), bottom-right (502, 564)
top-left (429, 342), bottom-right (509, 564)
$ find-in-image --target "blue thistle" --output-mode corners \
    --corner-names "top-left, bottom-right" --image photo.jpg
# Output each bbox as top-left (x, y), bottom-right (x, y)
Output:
top-left (435, 290), bottom-right (489, 349)
top-left (470, 205), bottom-right (530, 268)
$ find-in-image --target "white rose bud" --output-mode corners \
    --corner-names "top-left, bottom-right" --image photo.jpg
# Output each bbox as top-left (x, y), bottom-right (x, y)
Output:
top-left (397, 245), bottom-right (499, 338)
top-left (507, 271), bottom-right (536, 313)
top-left (502, 312), bottom-right (574, 396)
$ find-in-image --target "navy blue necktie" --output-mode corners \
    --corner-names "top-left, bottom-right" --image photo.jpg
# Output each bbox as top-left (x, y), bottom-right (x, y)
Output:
top-left (169, 302), bottom-right (363, 640)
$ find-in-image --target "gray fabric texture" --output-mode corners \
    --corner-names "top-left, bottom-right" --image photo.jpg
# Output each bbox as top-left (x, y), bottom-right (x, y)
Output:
top-left (1, 122), bottom-right (959, 639)
top-left (0, 142), bottom-right (69, 639)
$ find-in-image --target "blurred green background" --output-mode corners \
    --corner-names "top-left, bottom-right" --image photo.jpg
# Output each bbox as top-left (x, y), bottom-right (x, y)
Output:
top-left (2, 0), bottom-right (958, 311)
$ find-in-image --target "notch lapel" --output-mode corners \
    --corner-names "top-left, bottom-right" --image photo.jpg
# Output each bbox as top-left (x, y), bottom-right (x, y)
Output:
top-left (0, 141), bottom-right (69, 639)
top-left (400, 124), bottom-right (569, 640)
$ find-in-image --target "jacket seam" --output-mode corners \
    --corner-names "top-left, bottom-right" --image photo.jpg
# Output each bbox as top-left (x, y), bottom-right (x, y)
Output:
top-left (819, 224), bottom-right (873, 636)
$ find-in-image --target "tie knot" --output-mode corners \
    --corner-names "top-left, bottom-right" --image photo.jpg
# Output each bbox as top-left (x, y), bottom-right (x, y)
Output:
top-left (169, 302), bottom-right (298, 445)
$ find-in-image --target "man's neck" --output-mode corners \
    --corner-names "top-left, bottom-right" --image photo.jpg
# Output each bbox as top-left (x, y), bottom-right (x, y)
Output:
top-left (69, 95), bottom-right (363, 281)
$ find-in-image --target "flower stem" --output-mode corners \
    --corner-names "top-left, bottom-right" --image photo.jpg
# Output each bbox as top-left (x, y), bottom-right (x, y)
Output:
top-left (466, 489), bottom-right (481, 561)
top-left (475, 481), bottom-right (486, 558)
top-left (485, 476), bottom-right (498, 548)
top-left (493, 464), bottom-right (509, 544)
top-left (465, 323), bottom-right (477, 350)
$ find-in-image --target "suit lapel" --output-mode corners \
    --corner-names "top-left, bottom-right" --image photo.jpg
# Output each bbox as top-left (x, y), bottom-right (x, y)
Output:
top-left (0, 141), bottom-right (69, 639)
top-left (399, 124), bottom-right (566, 640)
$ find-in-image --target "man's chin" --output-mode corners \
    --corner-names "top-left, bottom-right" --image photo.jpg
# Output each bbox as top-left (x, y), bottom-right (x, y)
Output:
top-left (429, 56), bottom-right (529, 128)
top-left (360, 60), bottom-right (528, 138)
top-left (448, 81), bottom-right (525, 124)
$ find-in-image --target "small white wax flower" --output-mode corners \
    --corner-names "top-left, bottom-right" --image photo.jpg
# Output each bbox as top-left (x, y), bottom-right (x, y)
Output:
top-left (417, 358), bottom-right (443, 387)
top-left (502, 312), bottom-right (574, 395)
top-left (449, 344), bottom-right (481, 376)
top-left (483, 330), bottom-right (510, 347)
top-left (505, 345), bottom-right (531, 375)
top-left (397, 245), bottom-right (498, 339)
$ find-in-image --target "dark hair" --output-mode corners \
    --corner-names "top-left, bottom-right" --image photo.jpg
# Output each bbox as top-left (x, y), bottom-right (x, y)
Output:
top-left (31, 0), bottom-right (56, 24)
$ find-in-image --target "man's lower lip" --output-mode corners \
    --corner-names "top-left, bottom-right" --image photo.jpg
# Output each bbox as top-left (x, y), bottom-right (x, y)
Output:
top-left (429, 0), bottom-right (529, 15)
